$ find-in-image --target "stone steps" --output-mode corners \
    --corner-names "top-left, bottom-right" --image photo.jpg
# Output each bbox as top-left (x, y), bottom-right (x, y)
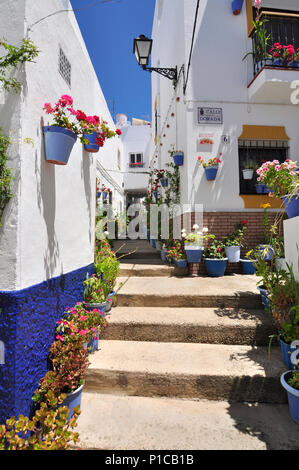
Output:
top-left (119, 260), bottom-right (182, 277)
top-left (84, 340), bottom-right (286, 403)
top-left (77, 393), bottom-right (299, 450)
top-left (104, 306), bottom-right (275, 346)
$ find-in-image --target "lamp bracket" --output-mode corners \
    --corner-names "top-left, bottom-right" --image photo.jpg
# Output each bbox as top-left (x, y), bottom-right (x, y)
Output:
top-left (143, 66), bottom-right (178, 84)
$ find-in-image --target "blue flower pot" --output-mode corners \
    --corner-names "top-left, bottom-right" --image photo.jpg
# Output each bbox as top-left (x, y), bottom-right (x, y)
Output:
top-left (153, 191), bottom-right (158, 199)
top-left (281, 194), bottom-right (299, 219)
top-left (172, 152), bottom-right (184, 166)
top-left (256, 184), bottom-right (265, 194)
top-left (280, 337), bottom-right (299, 370)
top-left (174, 259), bottom-right (188, 268)
top-left (204, 166), bottom-right (218, 181)
top-left (185, 247), bottom-right (204, 263)
top-left (63, 383), bottom-right (84, 422)
top-left (204, 258), bottom-right (228, 277)
top-left (151, 239), bottom-right (156, 249)
top-left (259, 244), bottom-right (274, 261)
top-left (43, 125), bottom-right (77, 165)
top-left (106, 291), bottom-right (116, 312)
top-left (102, 192), bottom-right (108, 200)
top-left (281, 371), bottom-right (299, 424)
top-left (232, 0), bottom-right (244, 15)
top-left (83, 130), bottom-right (100, 153)
top-left (240, 259), bottom-right (256, 275)
top-left (258, 286), bottom-right (270, 309)
top-left (161, 178), bottom-right (168, 187)
top-left (97, 191), bottom-right (102, 198)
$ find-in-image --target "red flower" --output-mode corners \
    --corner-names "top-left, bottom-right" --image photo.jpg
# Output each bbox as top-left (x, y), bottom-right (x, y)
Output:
top-left (241, 220), bottom-right (247, 225)
top-left (116, 129), bottom-right (122, 135)
top-left (76, 110), bottom-right (87, 122)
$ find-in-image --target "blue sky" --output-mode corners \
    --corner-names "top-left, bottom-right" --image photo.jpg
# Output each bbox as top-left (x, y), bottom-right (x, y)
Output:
top-left (70, 0), bottom-right (156, 123)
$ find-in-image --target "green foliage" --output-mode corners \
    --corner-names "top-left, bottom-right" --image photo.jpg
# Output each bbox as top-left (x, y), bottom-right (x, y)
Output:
top-left (0, 393), bottom-right (80, 450)
top-left (243, 18), bottom-right (271, 62)
top-left (0, 38), bottom-right (39, 92)
top-left (0, 130), bottom-right (13, 227)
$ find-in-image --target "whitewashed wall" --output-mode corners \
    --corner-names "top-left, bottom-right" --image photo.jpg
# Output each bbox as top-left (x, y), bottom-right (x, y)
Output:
top-left (0, 0), bottom-right (124, 290)
top-left (284, 216), bottom-right (299, 282)
top-left (150, 0), bottom-right (299, 211)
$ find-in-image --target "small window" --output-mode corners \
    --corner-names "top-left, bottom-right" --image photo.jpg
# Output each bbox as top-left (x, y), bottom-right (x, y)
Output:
top-left (59, 47), bottom-right (71, 87)
top-left (238, 139), bottom-right (289, 195)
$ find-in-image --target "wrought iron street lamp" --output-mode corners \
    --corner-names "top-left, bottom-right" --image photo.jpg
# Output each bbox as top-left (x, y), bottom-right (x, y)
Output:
top-left (133, 35), bottom-right (178, 85)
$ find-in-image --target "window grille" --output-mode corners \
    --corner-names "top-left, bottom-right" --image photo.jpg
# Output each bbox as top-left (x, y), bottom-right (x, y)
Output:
top-left (59, 47), bottom-right (71, 87)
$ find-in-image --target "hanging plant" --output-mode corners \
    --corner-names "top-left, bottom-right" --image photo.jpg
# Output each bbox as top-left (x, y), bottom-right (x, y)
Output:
top-left (0, 130), bottom-right (13, 227)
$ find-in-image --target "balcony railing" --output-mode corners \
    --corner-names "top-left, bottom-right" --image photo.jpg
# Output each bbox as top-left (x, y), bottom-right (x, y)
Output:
top-left (251, 12), bottom-right (299, 77)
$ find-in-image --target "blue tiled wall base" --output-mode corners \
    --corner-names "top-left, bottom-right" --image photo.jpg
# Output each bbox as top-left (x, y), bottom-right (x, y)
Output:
top-left (0, 263), bottom-right (94, 424)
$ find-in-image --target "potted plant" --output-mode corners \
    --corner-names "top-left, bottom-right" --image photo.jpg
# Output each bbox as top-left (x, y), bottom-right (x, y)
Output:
top-left (258, 203), bottom-right (274, 261)
top-left (270, 221), bottom-right (287, 272)
top-left (169, 147), bottom-right (184, 166)
top-left (203, 237), bottom-right (228, 277)
top-left (223, 220), bottom-right (247, 263)
top-left (198, 154), bottom-right (222, 181)
top-left (256, 159), bottom-right (299, 218)
top-left (167, 240), bottom-right (187, 268)
top-left (182, 225), bottom-right (210, 263)
top-left (240, 249), bottom-right (258, 275)
top-left (281, 370), bottom-right (299, 424)
top-left (83, 273), bottom-right (110, 314)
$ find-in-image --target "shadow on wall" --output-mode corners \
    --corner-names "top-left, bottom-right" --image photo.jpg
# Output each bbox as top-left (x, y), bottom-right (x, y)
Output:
top-left (35, 117), bottom-right (61, 280)
top-left (81, 146), bottom-right (93, 245)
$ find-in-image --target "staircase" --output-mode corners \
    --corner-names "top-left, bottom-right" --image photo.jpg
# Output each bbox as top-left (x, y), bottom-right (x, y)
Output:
top-left (77, 241), bottom-right (299, 450)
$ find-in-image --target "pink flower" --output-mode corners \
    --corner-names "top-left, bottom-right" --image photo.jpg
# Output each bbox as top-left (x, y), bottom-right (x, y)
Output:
top-left (56, 334), bottom-right (64, 342)
top-left (44, 103), bottom-right (54, 114)
top-left (60, 94), bottom-right (73, 106)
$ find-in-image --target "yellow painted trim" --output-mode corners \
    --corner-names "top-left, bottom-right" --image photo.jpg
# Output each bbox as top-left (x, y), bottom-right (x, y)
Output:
top-left (246, 0), bottom-right (254, 37)
top-left (240, 195), bottom-right (283, 209)
top-left (239, 125), bottom-right (290, 141)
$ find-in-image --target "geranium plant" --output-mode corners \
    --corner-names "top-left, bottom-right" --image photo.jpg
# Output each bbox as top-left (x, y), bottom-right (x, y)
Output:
top-left (203, 236), bottom-right (226, 259)
top-left (256, 159), bottom-right (299, 198)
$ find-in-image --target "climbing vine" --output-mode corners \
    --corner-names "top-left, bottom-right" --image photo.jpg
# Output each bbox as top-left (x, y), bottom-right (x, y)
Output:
top-left (0, 38), bottom-right (39, 92)
top-left (0, 131), bottom-right (13, 227)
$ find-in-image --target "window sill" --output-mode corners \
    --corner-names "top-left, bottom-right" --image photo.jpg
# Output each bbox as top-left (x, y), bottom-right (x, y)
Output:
top-left (239, 194), bottom-right (283, 209)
